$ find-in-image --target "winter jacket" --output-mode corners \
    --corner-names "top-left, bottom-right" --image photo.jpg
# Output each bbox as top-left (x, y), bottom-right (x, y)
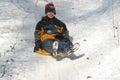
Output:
top-left (34, 16), bottom-right (72, 52)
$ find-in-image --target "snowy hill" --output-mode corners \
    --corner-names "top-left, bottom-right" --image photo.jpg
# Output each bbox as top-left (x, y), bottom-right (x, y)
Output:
top-left (0, 0), bottom-right (120, 80)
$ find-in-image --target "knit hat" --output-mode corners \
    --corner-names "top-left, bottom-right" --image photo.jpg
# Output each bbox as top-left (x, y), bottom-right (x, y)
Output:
top-left (45, 3), bottom-right (56, 14)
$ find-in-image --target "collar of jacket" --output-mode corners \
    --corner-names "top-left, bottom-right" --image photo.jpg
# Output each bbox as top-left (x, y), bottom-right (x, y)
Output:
top-left (42, 16), bottom-right (56, 22)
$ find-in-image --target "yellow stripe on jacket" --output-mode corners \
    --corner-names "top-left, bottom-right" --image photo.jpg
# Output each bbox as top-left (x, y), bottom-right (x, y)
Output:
top-left (40, 27), bottom-right (56, 42)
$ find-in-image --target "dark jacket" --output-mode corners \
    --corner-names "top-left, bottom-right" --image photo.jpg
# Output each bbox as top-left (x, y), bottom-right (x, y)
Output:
top-left (34, 16), bottom-right (72, 52)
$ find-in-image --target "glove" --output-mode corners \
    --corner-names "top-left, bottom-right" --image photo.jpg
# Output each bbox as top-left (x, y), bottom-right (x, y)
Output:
top-left (55, 33), bottom-right (64, 40)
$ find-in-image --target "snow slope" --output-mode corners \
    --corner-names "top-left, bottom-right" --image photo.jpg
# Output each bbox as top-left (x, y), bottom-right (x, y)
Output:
top-left (0, 0), bottom-right (120, 80)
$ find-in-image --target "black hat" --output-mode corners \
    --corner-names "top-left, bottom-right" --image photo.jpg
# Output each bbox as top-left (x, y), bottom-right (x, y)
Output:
top-left (45, 3), bottom-right (56, 14)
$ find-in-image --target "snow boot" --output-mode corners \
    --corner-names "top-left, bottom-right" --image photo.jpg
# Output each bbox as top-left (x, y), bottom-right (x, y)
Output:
top-left (52, 40), bottom-right (59, 57)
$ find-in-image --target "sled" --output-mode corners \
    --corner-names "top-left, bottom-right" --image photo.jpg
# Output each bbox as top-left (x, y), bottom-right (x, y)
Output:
top-left (36, 48), bottom-right (51, 56)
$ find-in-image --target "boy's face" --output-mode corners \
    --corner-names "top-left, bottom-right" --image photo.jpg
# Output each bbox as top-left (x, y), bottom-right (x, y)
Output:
top-left (46, 12), bottom-right (55, 19)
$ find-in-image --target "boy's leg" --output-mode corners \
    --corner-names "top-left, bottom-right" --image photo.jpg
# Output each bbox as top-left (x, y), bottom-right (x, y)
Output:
top-left (42, 39), bottom-right (54, 54)
top-left (58, 40), bottom-right (76, 56)
top-left (58, 41), bottom-right (70, 54)
top-left (42, 39), bottom-right (59, 57)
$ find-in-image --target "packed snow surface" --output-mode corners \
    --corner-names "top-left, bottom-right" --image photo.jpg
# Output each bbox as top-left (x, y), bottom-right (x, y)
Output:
top-left (0, 0), bottom-right (120, 80)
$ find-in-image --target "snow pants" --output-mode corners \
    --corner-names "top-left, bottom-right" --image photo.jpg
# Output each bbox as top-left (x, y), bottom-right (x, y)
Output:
top-left (42, 39), bottom-right (70, 54)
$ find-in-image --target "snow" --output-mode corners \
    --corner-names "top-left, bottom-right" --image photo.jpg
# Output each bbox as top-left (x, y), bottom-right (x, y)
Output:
top-left (0, 0), bottom-right (120, 80)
